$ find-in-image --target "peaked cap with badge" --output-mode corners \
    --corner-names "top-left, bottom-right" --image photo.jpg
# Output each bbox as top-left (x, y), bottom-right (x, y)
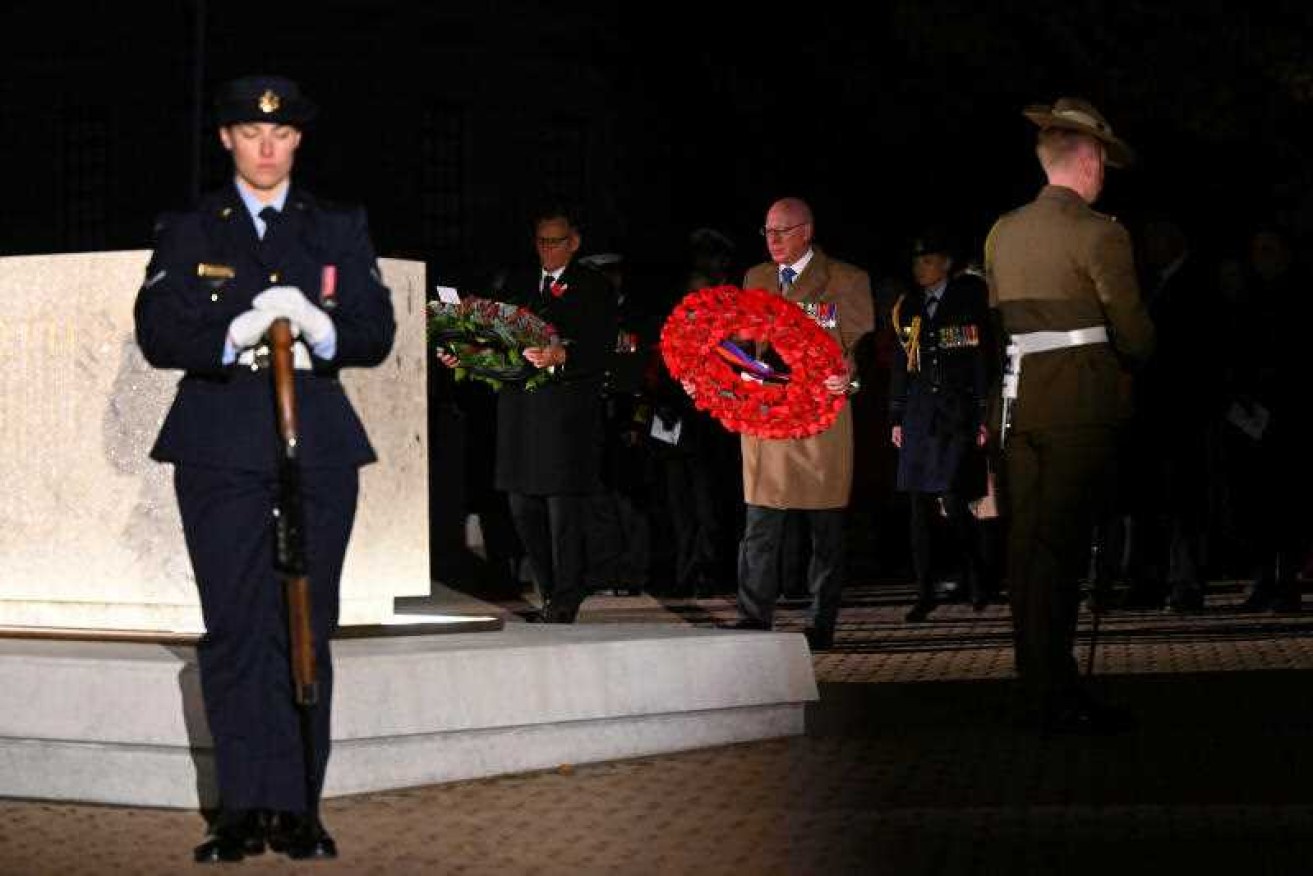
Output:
top-left (214, 74), bottom-right (318, 127)
top-left (910, 228), bottom-right (958, 260)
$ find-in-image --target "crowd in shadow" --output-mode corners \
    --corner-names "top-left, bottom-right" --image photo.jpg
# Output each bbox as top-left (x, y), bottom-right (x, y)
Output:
top-left (428, 212), bottom-right (1312, 618)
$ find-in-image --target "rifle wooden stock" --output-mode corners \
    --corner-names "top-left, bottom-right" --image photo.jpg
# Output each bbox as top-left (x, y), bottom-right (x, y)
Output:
top-left (270, 318), bottom-right (319, 707)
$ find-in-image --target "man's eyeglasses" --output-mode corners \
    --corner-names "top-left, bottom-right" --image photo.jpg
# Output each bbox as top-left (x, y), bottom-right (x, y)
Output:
top-left (536, 235), bottom-right (572, 248)
top-left (760, 223), bottom-right (807, 239)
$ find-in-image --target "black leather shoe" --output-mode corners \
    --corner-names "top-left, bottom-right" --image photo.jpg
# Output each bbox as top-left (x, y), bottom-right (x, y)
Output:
top-left (540, 600), bottom-right (580, 624)
top-left (903, 602), bottom-right (934, 623)
top-left (715, 618), bottom-right (771, 631)
top-left (803, 627), bottom-right (833, 652)
top-left (193, 809), bottom-right (267, 864)
top-left (269, 812), bottom-right (338, 860)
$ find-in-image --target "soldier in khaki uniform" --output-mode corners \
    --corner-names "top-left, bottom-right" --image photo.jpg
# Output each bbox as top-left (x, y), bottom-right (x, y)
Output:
top-left (985, 99), bottom-right (1154, 733)
top-left (718, 197), bottom-right (874, 651)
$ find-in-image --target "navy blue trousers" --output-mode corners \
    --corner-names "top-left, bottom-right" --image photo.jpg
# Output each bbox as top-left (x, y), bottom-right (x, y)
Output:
top-left (175, 464), bottom-right (358, 813)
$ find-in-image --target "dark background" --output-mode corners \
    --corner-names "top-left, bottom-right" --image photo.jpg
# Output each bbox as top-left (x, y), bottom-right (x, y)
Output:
top-left (5, 0), bottom-right (1312, 586)
top-left (4, 1), bottom-right (1313, 285)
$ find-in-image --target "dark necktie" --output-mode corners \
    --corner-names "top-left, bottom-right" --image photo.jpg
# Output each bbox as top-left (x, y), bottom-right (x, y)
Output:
top-left (780, 266), bottom-right (797, 292)
top-left (259, 206), bottom-right (281, 240)
top-left (925, 292), bottom-right (940, 320)
top-left (541, 273), bottom-right (555, 298)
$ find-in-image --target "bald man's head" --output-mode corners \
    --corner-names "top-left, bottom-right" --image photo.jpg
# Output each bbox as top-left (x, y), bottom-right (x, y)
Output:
top-left (763, 197), bottom-right (814, 265)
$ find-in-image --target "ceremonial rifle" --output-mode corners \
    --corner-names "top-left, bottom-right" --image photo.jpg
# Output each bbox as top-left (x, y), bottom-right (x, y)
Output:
top-left (270, 318), bottom-right (318, 706)
top-left (269, 318), bottom-right (321, 819)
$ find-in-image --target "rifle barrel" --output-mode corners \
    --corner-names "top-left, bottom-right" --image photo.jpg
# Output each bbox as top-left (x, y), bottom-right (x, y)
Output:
top-left (270, 318), bottom-right (318, 706)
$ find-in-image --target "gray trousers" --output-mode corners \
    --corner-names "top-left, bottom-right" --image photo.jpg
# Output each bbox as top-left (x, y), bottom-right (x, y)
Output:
top-left (736, 504), bottom-right (846, 632)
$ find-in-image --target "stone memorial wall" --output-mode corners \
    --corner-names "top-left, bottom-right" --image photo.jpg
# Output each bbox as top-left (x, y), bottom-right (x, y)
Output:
top-left (0, 252), bottom-right (429, 630)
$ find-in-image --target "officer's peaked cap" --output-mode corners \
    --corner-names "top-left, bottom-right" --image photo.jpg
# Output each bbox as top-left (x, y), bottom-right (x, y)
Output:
top-left (215, 75), bottom-right (317, 127)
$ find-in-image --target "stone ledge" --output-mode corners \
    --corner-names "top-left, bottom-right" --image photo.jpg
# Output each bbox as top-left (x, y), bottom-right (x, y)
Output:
top-left (0, 624), bottom-right (817, 808)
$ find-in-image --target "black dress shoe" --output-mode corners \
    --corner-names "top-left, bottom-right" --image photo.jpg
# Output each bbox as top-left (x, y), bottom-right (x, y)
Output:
top-left (803, 627), bottom-right (833, 652)
top-left (715, 618), bottom-right (771, 631)
top-left (194, 834), bottom-right (247, 864)
top-left (193, 809), bottom-right (267, 863)
top-left (540, 600), bottom-right (580, 624)
top-left (269, 812), bottom-right (338, 860)
top-left (903, 602), bottom-right (934, 623)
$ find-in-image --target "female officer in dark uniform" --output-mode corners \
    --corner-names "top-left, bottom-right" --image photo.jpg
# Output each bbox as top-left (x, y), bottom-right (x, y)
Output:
top-left (889, 233), bottom-right (993, 621)
top-left (134, 75), bottom-right (395, 863)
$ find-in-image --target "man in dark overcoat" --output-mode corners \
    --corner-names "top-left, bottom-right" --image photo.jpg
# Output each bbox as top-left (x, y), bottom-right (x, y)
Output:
top-left (443, 207), bottom-right (617, 622)
top-left (134, 75), bottom-right (395, 861)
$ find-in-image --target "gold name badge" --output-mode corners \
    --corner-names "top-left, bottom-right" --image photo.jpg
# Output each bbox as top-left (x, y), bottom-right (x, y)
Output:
top-left (196, 263), bottom-right (236, 279)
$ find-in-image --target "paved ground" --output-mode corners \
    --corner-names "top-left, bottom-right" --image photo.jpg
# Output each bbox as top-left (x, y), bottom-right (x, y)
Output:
top-left (2, 580), bottom-right (1311, 875)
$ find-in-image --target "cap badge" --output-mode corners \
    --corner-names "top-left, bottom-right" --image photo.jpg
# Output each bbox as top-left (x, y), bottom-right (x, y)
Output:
top-left (258, 89), bottom-right (281, 114)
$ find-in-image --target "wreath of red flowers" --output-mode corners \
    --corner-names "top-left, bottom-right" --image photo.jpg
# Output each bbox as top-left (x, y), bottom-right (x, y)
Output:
top-left (427, 297), bottom-right (558, 391)
top-left (660, 285), bottom-right (848, 439)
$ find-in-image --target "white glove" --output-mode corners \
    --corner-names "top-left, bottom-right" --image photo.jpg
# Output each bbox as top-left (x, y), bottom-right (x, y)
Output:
top-left (252, 285), bottom-right (334, 346)
top-left (227, 308), bottom-right (279, 349)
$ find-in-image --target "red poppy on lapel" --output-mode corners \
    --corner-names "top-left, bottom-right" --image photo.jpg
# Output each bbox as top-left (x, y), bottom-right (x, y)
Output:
top-left (550, 280), bottom-right (568, 298)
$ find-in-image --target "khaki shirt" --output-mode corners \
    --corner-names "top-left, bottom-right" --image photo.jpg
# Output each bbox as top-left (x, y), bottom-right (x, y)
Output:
top-left (985, 185), bottom-right (1154, 431)
top-left (740, 247), bottom-right (874, 509)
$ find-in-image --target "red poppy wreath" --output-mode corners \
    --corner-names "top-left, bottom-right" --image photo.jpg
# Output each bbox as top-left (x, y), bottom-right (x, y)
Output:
top-left (660, 285), bottom-right (848, 439)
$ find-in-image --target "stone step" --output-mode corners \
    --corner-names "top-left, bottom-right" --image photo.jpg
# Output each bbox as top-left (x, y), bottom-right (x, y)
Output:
top-left (0, 623), bottom-right (817, 808)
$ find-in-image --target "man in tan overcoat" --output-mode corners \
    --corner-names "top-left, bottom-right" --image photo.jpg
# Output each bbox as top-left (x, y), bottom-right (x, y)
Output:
top-left (985, 98), bottom-right (1154, 733)
top-left (718, 197), bottom-right (874, 651)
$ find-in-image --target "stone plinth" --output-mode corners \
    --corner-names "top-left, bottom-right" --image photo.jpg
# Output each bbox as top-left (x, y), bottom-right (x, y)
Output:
top-left (0, 252), bottom-right (428, 631)
top-left (0, 625), bottom-right (819, 807)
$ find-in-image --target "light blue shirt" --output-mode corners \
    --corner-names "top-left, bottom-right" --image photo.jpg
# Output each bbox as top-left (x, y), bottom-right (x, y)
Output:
top-left (222, 178), bottom-right (337, 363)
top-left (924, 280), bottom-right (948, 319)
top-left (235, 179), bottom-right (289, 240)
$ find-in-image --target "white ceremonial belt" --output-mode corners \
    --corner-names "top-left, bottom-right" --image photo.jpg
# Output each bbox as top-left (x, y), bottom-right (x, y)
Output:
top-left (236, 340), bottom-right (313, 371)
top-left (1010, 326), bottom-right (1109, 356)
top-left (1002, 326), bottom-right (1108, 407)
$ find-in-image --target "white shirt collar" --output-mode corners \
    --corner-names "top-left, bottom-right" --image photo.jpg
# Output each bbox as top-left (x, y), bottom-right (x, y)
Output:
top-left (925, 279), bottom-right (948, 300)
top-left (780, 248), bottom-right (815, 279)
